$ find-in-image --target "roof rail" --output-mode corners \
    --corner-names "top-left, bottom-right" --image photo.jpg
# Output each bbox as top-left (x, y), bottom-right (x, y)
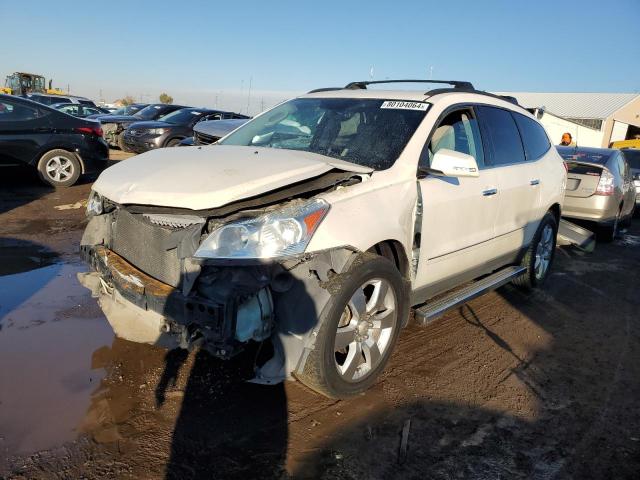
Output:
top-left (307, 87), bottom-right (343, 94)
top-left (344, 79), bottom-right (475, 91)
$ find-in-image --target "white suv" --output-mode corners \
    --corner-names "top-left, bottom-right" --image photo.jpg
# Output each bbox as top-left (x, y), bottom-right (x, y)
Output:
top-left (79, 80), bottom-right (566, 398)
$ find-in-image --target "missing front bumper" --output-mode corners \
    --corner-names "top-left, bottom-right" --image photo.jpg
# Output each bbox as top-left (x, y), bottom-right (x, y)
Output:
top-left (80, 245), bottom-right (247, 357)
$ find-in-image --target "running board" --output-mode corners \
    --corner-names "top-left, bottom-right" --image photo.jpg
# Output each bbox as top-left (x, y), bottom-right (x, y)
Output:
top-left (413, 266), bottom-right (527, 325)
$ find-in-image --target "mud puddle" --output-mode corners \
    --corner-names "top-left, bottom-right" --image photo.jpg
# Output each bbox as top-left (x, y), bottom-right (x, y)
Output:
top-left (0, 255), bottom-right (114, 459)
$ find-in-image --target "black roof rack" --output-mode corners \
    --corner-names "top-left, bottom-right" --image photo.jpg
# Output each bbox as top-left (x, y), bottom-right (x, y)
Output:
top-left (344, 79), bottom-right (475, 91)
top-left (307, 87), bottom-right (343, 94)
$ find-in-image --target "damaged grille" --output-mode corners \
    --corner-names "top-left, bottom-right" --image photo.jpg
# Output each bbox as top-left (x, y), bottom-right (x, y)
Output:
top-left (111, 210), bottom-right (191, 287)
top-left (194, 131), bottom-right (218, 145)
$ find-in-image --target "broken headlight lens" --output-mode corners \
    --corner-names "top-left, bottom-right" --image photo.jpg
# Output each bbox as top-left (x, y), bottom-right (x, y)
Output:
top-left (194, 199), bottom-right (330, 259)
top-left (86, 191), bottom-right (103, 217)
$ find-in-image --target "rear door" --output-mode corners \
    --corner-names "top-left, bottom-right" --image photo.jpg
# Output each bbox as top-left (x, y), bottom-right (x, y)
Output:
top-left (476, 105), bottom-right (539, 256)
top-left (0, 98), bottom-right (52, 166)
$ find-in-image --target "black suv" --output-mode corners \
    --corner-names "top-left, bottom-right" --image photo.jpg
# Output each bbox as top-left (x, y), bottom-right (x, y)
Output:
top-left (90, 103), bottom-right (187, 150)
top-left (0, 94), bottom-right (108, 187)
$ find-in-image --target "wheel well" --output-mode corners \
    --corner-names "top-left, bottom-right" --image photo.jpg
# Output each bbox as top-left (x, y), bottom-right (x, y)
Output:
top-left (548, 203), bottom-right (561, 224)
top-left (367, 240), bottom-right (410, 278)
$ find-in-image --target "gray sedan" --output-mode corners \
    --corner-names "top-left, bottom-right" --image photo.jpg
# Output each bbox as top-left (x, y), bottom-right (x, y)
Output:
top-left (558, 146), bottom-right (636, 240)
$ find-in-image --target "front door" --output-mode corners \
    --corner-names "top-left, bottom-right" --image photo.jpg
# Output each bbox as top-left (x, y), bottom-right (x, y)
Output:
top-left (413, 106), bottom-right (500, 297)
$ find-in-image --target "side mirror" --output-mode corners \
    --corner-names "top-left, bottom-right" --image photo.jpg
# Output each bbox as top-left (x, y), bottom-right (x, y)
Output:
top-left (428, 149), bottom-right (480, 178)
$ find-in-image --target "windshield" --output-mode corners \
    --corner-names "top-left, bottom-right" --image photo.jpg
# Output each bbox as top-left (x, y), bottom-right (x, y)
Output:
top-left (160, 108), bottom-right (204, 125)
top-left (219, 98), bottom-right (429, 170)
top-left (557, 147), bottom-right (612, 165)
top-left (134, 104), bottom-right (165, 120)
top-left (621, 149), bottom-right (640, 169)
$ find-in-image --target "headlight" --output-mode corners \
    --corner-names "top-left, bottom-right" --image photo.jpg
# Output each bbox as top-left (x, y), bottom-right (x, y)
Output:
top-left (194, 199), bottom-right (330, 260)
top-left (86, 191), bottom-right (103, 216)
top-left (148, 128), bottom-right (168, 135)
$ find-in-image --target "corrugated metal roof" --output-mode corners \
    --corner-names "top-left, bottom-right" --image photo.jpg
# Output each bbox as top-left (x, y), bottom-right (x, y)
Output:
top-left (493, 92), bottom-right (639, 119)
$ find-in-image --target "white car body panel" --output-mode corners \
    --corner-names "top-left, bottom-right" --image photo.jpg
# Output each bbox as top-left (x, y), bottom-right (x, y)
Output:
top-left (92, 145), bottom-right (371, 210)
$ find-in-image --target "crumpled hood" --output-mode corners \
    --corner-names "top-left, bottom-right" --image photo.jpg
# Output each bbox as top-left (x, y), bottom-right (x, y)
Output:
top-left (93, 145), bottom-right (372, 210)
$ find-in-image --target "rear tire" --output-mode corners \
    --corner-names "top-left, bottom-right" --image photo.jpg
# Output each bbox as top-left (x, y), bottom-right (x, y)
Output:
top-left (296, 254), bottom-right (408, 399)
top-left (513, 212), bottom-right (557, 290)
top-left (599, 208), bottom-right (621, 242)
top-left (117, 132), bottom-right (129, 152)
top-left (36, 149), bottom-right (81, 187)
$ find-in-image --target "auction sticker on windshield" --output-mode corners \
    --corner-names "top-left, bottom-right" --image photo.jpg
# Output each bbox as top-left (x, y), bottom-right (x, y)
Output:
top-left (381, 100), bottom-right (429, 111)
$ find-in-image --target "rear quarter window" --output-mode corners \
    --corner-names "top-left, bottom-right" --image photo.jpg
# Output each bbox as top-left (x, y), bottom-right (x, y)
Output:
top-left (513, 113), bottom-right (551, 160)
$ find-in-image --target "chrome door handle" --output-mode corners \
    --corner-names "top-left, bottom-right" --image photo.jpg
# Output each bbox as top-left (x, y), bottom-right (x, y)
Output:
top-left (530, 179), bottom-right (540, 186)
top-left (482, 188), bottom-right (498, 196)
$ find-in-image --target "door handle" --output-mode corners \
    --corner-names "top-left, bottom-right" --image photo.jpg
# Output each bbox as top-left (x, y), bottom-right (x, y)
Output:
top-left (482, 188), bottom-right (498, 196)
top-left (530, 179), bottom-right (540, 186)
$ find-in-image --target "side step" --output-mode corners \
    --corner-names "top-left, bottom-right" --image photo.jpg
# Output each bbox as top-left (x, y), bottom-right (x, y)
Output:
top-left (557, 219), bottom-right (595, 252)
top-left (413, 266), bottom-right (526, 325)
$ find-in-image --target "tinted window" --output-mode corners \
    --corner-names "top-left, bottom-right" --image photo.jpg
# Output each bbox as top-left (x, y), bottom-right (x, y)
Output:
top-left (621, 149), bottom-right (640, 169)
top-left (422, 108), bottom-right (484, 167)
top-left (477, 106), bottom-right (526, 166)
top-left (60, 105), bottom-right (80, 115)
top-left (0, 100), bottom-right (39, 122)
top-left (513, 112), bottom-right (550, 160)
top-left (160, 108), bottom-right (207, 125)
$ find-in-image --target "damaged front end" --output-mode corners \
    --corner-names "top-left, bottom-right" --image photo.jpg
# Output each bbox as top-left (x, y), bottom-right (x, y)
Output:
top-left (79, 171), bottom-right (362, 382)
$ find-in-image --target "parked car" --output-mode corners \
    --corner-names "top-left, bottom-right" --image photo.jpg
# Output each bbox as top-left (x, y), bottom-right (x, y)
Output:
top-left (610, 139), bottom-right (640, 150)
top-left (178, 118), bottom-right (250, 146)
top-left (122, 108), bottom-right (246, 153)
top-left (90, 103), bottom-right (185, 150)
top-left (87, 104), bottom-right (148, 119)
top-left (79, 80), bottom-right (565, 398)
top-left (0, 94), bottom-right (108, 186)
top-left (620, 148), bottom-right (640, 208)
top-left (558, 146), bottom-right (636, 240)
top-left (50, 103), bottom-right (111, 118)
top-left (22, 93), bottom-right (97, 107)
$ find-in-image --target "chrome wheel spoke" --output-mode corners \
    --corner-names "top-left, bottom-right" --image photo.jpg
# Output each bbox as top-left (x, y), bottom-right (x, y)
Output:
top-left (348, 289), bottom-right (367, 321)
top-left (340, 342), bottom-right (363, 380)
top-left (334, 325), bottom-right (357, 351)
top-left (371, 308), bottom-right (395, 330)
top-left (362, 339), bottom-right (382, 368)
top-left (366, 279), bottom-right (389, 314)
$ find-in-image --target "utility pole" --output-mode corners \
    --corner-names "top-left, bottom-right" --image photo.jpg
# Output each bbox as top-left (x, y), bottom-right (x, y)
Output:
top-left (246, 76), bottom-right (252, 115)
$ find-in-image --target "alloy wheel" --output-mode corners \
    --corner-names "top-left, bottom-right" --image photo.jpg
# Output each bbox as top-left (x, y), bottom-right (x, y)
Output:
top-left (534, 224), bottom-right (554, 280)
top-left (334, 278), bottom-right (397, 382)
top-left (45, 156), bottom-right (75, 183)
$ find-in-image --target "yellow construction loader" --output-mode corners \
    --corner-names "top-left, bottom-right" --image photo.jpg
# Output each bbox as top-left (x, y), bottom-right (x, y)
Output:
top-left (2, 72), bottom-right (66, 96)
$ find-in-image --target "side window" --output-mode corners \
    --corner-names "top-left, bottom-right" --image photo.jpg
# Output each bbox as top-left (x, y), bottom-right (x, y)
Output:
top-left (616, 154), bottom-right (627, 178)
top-left (513, 112), bottom-right (551, 160)
top-left (476, 106), bottom-right (526, 166)
top-left (421, 107), bottom-right (484, 167)
top-left (0, 100), bottom-right (39, 122)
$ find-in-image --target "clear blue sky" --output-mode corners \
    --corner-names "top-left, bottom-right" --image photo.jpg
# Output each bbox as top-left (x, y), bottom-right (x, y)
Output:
top-left (2, 0), bottom-right (638, 112)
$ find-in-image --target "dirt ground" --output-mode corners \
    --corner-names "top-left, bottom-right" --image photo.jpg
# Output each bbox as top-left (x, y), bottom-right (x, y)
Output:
top-left (1, 151), bottom-right (639, 479)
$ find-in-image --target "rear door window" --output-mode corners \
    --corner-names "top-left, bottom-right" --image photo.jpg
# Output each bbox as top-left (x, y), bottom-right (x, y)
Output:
top-left (512, 112), bottom-right (551, 160)
top-left (0, 100), bottom-right (39, 122)
top-left (476, 106), bottom-right (526, 166)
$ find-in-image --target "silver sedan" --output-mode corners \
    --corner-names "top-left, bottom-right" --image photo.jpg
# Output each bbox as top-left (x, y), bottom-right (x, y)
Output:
top-left (558, 146), bottom-right (636, 241)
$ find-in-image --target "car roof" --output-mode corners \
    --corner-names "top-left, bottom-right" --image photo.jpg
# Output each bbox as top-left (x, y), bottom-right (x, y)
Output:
top-left (300, 81), bottom-right (528, 113)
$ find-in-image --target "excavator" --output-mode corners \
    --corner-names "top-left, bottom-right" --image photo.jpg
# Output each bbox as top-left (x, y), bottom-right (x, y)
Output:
top-left (1, 72), bottom-right (66, 96)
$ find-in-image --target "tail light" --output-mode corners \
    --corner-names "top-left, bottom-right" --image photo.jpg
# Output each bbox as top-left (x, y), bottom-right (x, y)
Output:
top-left (595, 168), bottom-right (615, 196)
top-left (76, 126), bottom-right (103, 137)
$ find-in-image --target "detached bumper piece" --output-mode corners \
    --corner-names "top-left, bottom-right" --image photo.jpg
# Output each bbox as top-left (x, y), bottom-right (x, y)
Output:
top-left (81, 245), bottom-right (246, 358)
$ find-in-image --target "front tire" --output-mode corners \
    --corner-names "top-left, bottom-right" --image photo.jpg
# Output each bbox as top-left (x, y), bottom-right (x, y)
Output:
top-left (513, 212), bottom-right (557, 290)
top-left (296, 254), bottom-right (408, 399)
top-left (36, 149), bottom-right (81, 187)
top-left (165, 138), bottom-right (181, 147)
top-left (117, 132), bottom-right (129, 152)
